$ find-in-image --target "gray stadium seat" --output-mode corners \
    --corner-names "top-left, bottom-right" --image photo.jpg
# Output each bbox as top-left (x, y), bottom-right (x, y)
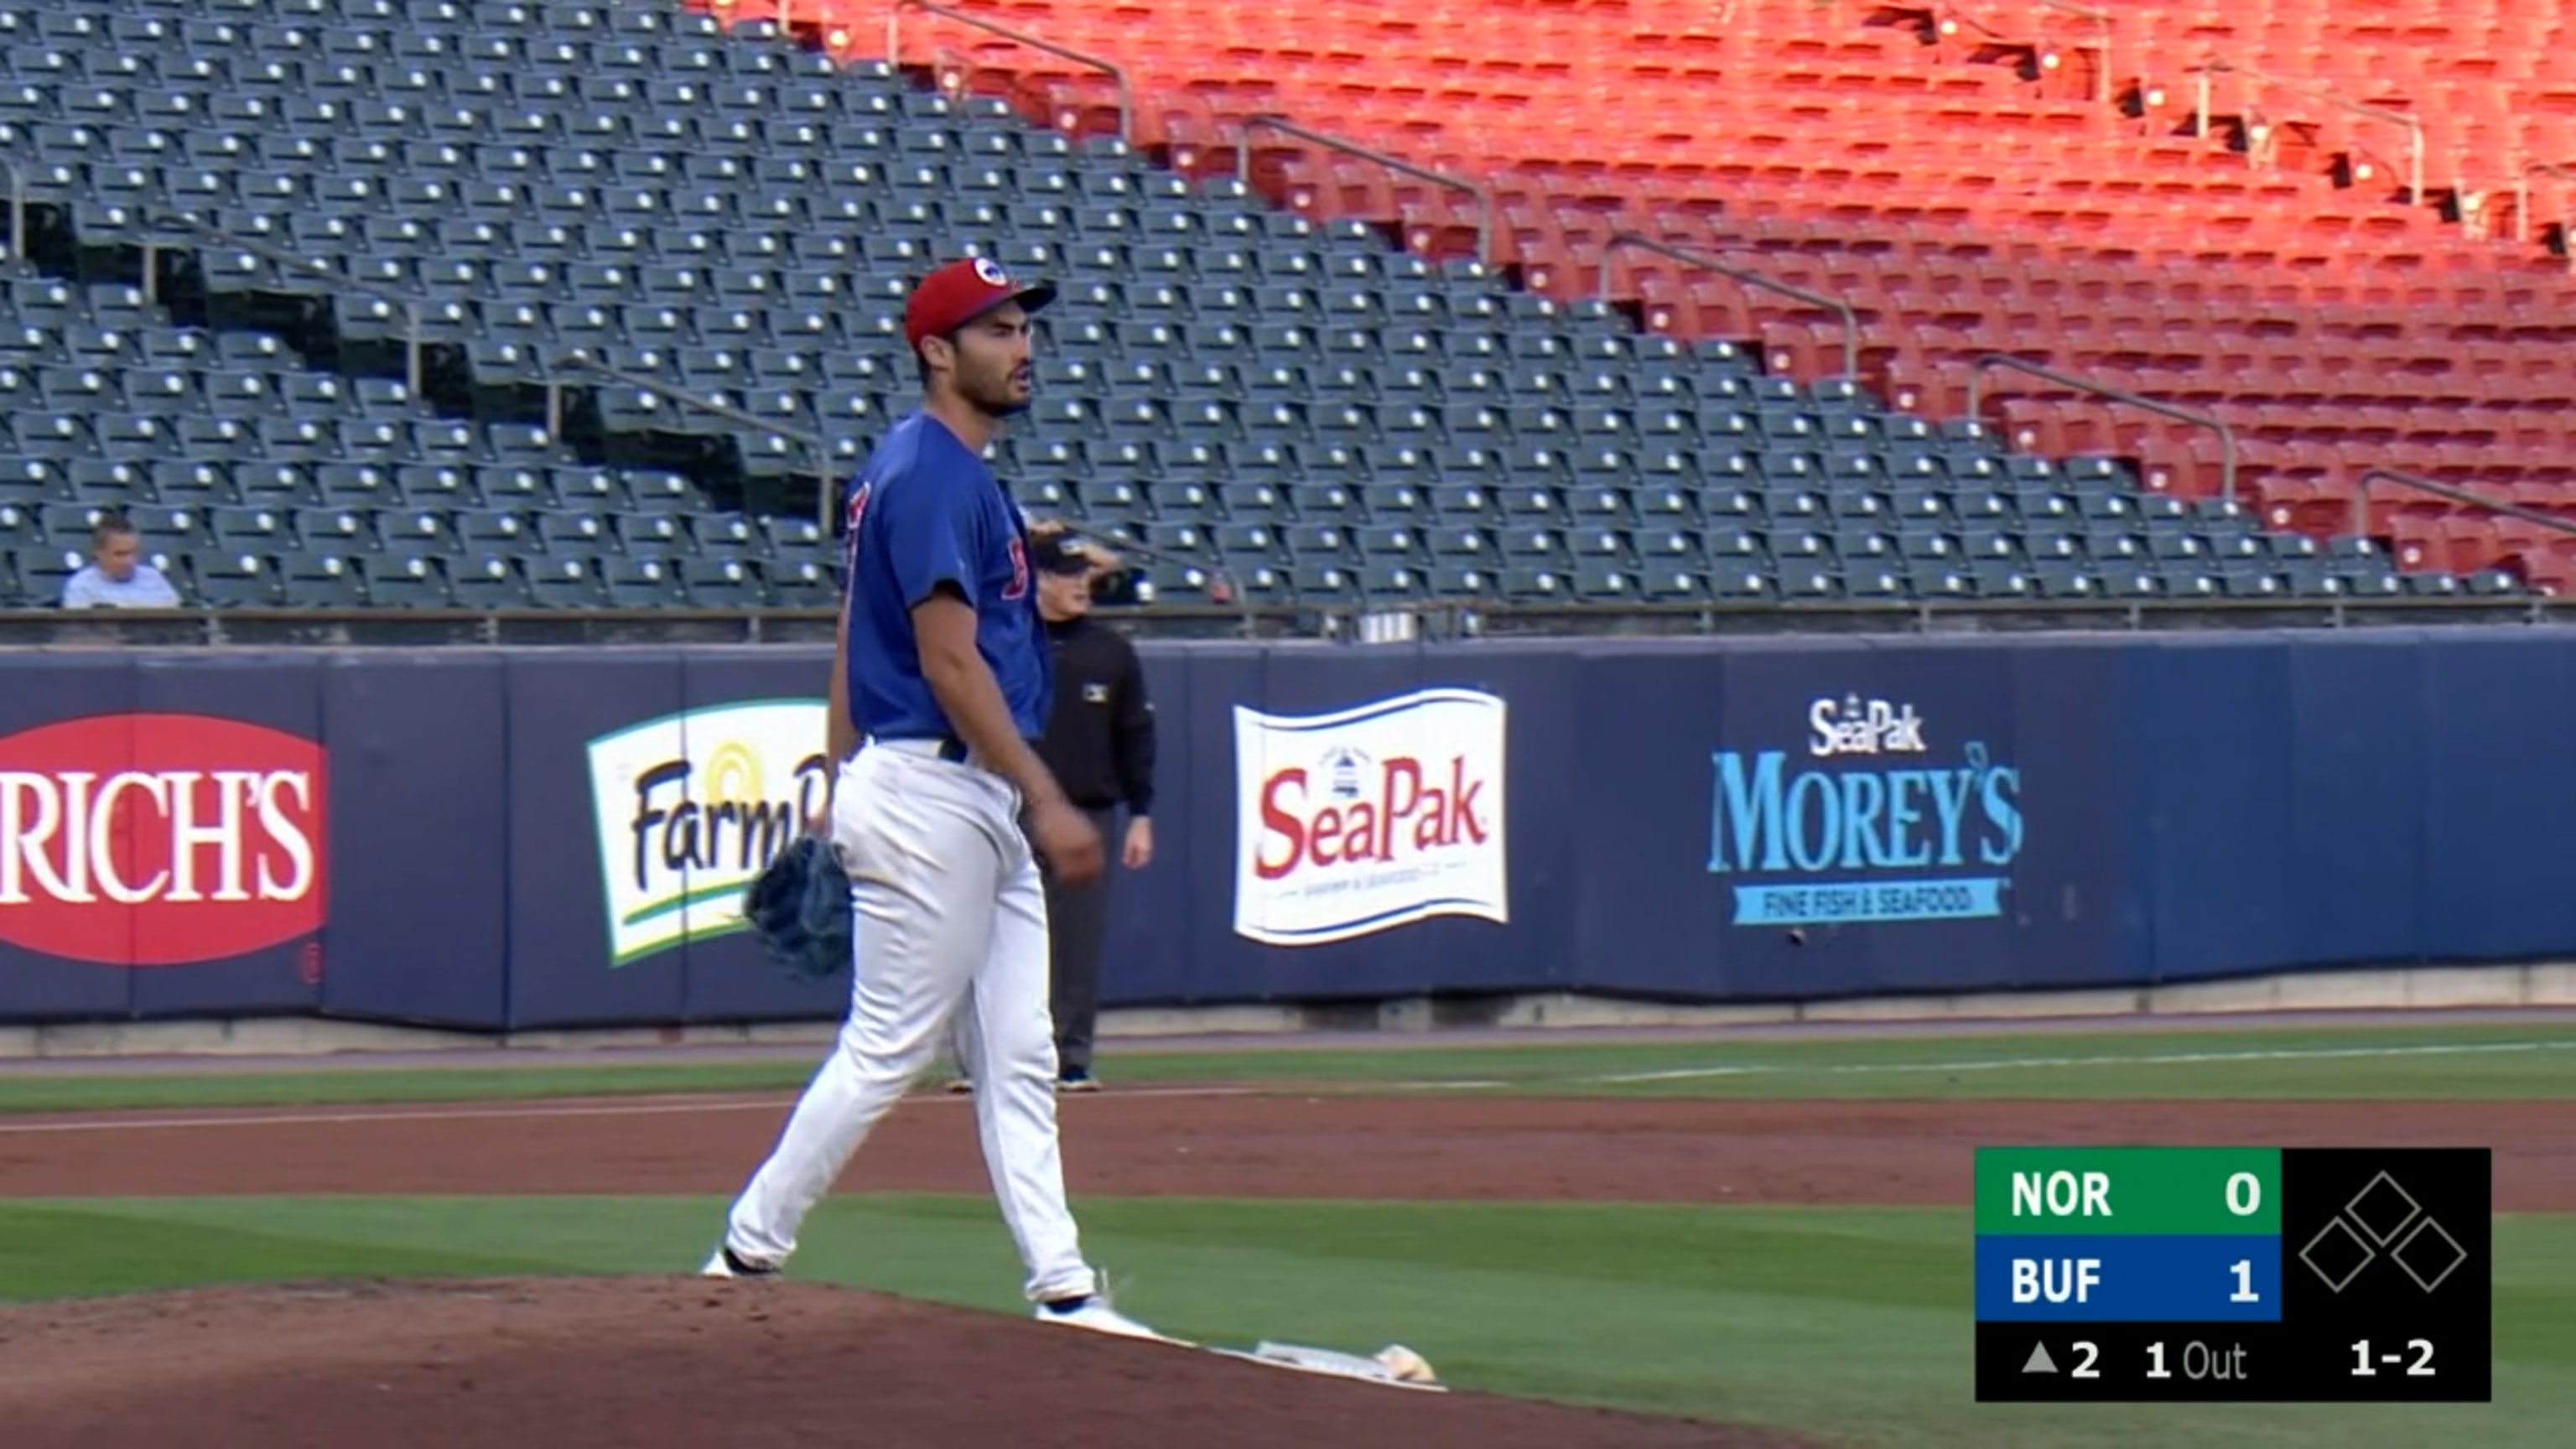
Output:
top-left (0, 0), bottom-right (2504, 612)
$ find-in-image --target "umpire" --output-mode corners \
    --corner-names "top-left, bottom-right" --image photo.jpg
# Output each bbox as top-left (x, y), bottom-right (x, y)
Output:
top-left (1030, 522), bottom-right (1155, 1089)
top-left (948, 522), bottom-right (1155, 1094)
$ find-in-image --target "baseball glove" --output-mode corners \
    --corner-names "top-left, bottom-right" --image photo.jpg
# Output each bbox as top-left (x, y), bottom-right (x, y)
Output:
top-left (741, 834), bottom-right (852, 983)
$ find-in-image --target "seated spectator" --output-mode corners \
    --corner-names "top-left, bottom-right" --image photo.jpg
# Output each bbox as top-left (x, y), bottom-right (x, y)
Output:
top-left (61, 517), bottom-right (182, 610)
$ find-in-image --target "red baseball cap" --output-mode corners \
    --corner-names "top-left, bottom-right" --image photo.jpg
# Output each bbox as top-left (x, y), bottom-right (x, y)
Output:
top-left (904, 257), bottom-right (1057, 351)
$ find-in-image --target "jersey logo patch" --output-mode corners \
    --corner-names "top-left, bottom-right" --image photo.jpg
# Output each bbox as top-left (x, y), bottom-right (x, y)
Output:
top-left (1003, 536), bottom-right (1030, 600)
top-left (840, 482), bottom-right (871, 582)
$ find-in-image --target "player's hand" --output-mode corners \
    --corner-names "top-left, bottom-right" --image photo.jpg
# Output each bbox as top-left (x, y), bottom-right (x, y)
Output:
top-left (1122, 816), bottom-right (1153, 870)
top-left (1030, 797), bottom-right (1105, 886)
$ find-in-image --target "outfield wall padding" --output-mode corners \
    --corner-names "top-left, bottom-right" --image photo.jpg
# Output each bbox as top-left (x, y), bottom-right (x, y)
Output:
top-left (3, 630), bottom-right (2571, 1030)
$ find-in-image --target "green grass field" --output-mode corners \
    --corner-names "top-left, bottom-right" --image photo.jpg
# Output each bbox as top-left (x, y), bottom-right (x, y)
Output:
top-left (4, 1019), bottom-right (2567, 1447)
top-left (5, 1019), bottom-right (2574, 1114)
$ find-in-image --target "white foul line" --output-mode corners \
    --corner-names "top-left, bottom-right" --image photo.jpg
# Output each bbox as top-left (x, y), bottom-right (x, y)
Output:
top-left (1587, 1038), bottom-right (2576, 1085)
top-left (0, 1098), bottom-right (792, 1135)
top-left (0, 1040), bottom-right (2563, 1134)
top-left (1110, 1037), bottom-right (2576, 1093)
top-left (0, 1083), bottom-right (1268, 1135)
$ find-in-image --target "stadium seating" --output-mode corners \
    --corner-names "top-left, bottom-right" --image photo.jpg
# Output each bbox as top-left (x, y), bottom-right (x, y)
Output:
top-left (0, 0), bottom-right (2522, 610)
top-left (0, 260), bottom-right (843, 610)
top-left (827, 0), bottom-right (2576, 589)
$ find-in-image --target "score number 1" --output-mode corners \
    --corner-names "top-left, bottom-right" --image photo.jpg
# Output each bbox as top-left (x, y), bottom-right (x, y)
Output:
top-left (2229, 1259), bottom-right (2260, 1303)
top-left (2352, 1339), bottom-right (2436, 1378)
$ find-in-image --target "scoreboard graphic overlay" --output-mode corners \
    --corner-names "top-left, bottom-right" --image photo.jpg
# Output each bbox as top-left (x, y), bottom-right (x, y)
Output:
top-left (1974, 1147), bottom-right (2490, 1402)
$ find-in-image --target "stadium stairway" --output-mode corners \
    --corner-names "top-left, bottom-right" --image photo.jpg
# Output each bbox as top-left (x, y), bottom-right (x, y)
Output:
top-left (0, 0), bottom-right (2519, 611)
top-left (813, 0), bottom-right (2576, 591)
top-left (0, 262), bottom-right (841, 611)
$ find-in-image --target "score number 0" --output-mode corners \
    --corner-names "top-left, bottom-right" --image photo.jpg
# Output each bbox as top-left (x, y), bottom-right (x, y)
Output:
top-left (2224, 1171), bottom-right (2263, 1304)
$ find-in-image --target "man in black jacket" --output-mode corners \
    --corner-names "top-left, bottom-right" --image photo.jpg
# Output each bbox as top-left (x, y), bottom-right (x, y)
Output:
top-left (947, 524), bottom-right (1156, 1093)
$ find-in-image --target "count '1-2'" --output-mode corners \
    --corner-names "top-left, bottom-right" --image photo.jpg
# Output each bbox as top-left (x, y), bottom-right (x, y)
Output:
top-left (2352, 1339), bottom-right (2435, 1376)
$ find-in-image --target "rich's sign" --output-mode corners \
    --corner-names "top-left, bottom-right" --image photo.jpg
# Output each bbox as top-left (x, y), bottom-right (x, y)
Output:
top-left (0, 714), bottom-right (328, 965)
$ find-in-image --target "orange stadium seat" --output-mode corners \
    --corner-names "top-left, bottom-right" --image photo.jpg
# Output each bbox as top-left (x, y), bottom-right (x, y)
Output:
top-left (709, 0), bottom-right (2576, 585)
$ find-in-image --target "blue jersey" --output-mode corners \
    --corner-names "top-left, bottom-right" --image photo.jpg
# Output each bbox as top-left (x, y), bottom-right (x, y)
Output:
top-left (839, 411), bottom-right (1051, 744)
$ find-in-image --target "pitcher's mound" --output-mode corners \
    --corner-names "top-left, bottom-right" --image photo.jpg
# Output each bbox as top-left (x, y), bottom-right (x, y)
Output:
top-left (0, 1277), bottom-right (1824, 1448)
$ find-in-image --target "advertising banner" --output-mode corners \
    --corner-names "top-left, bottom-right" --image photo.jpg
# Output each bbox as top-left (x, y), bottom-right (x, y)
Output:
top-left (1229, 686), bottom-right (1509, 948)
top-left (1173, 641), bottom-right (1531, 1005)
top-left (6, 628), bottom-right (2576, 1032)
top-left (1706, 646), bottom-right (2028, 934)
top-left (588, 696), bottom-right (830, 970)
top-left (1718, 640), bottom-right (2033, 997)
top-left (1572, 637), bottom-right (2130, 1002)
top-left (0, 657), bottom-right (325, 1020)
top-left (0, 711), bottom-right (325, 968)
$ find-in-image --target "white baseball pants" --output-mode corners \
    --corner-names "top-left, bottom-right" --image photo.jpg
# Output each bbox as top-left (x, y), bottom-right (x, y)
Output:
top-left (721, 742), bottom-right (1099, 1304)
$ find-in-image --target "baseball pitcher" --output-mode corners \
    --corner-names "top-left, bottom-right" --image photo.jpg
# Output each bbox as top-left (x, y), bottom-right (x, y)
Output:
top-left (700, 257), bottom-right (1161, 1343)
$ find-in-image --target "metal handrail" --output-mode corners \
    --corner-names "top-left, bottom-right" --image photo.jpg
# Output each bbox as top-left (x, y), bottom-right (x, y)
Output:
top-left (2031, 1), bottom-right (2111, 23)
top-left (1237, 114), bottom-right (1495, 262)
top-left (1599, 232), bottom-right (1862, 378)
top-left (885, 0), bottom-right (1135, 146)
top-left (1, 149), bottom-right (148, 278)
top-left (1941, 0), bottom-right (2114, 105)
top-left (10, 590), bottom-right (2571, 647)
top-left (151, 211), bottom-right (435, 396)
top-left (550, 350), bottom-right (838, 524)
top-left (2188, 59), bottom-right (2424, 204)
top-left (548, 352), bottom-right (1255, 634)
top-left (3, 156), bottom-right (24, 261)
top-left (2030, 0), bottom-right (2113, 106)
top-left (2350, 468), bottom-right (2576, 557)
top-left (1965, 354), bottom-right (2240, 505)
top-left (2512, 159), bottom-right (2576, 245)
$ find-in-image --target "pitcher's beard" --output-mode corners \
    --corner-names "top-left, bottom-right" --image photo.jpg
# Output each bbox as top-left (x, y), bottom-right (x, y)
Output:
top-left (958, 366), bottom-right (1032, 418)
top-left (969, 387), bottom-right (1031, 419)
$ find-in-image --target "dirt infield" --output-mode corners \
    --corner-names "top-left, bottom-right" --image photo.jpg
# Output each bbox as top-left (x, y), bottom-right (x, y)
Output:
top-left (0, 1278), bottom-right (1826, 1449)
top-left (3, 1091), bottom-right (2571, 1208)
top-left (3, 1086), bottom-right (2567, 1447)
